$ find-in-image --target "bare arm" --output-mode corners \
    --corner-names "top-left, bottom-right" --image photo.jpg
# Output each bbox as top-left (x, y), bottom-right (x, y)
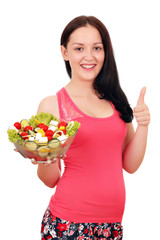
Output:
top-left (36, 96), bottom-right (62, 188)
top-left (123, 124), bottom-right (148, 173)
top-left (122, 87), bottom-right (150, 173)
top-left (37, 160), bottom-right (61, 188)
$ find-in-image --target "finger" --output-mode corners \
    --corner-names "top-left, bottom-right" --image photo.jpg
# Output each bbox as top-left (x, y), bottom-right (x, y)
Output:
top-left (134, 109), bottom-right (150, 118)
top-left (134, 112), bottom-right (150, 125)
top-left (137, 87), bottom-right (146, 106)
top-left (135, 118), bottom-right (150, 126)
top-left (134, 112), bottom-right (147, 118)
top-left (134, 115), bottom-right (150, 122)
top-left (134, 104), bottom-right (146, 113)
top-left (31, 158), bottom-right (38, 165)
top-left (43, 158), bottom-right (57, 166)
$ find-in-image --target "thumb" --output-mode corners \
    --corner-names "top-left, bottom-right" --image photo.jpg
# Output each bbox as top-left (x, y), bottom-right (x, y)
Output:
top-left (137, 87), bottom-right (146, 105)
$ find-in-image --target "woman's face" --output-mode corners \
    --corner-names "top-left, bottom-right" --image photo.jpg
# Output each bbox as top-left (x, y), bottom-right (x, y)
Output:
top-left (61, 25), bottom-right (105, 83)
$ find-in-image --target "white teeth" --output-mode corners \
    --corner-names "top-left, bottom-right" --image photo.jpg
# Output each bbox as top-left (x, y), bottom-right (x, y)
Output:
top-left (81, 65), bottom-right (95, 69)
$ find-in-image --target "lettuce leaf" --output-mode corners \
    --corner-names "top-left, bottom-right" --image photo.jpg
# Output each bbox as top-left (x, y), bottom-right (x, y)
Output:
top-left (29, 112), bottom-right (58, 127)
top-left (7, 129), bottom-right (22, 143)
top-left (66, 121), bottom-right (81, 136)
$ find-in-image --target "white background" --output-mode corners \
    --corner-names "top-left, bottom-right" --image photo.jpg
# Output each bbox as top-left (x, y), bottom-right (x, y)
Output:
top-left (0, 0), bottom-right (160, 239)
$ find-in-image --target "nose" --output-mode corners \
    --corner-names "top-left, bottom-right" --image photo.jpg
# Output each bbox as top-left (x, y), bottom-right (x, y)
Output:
top-left (84, 48), bottom-right (94, 61)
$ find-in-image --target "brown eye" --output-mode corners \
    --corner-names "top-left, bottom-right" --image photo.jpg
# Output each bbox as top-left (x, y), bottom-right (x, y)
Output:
top-left (76, 47), bottom-right (83, 51)
top-left (94, 47), bottom-right (101, 51)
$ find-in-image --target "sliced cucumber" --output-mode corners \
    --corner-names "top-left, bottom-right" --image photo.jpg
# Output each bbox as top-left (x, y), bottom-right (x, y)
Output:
top-left (48, 138), bottom-right (60, 149)
top-left (25, 141), bottom-right (37, 151)
top-left (18, 133), bottom-right (23, 140)
top-left (28, 130), bottom-right (36, 137)
top-left (34, 127), bottom-right (41, 133)
top-left (38, 146), bottom-right (50, 157)
top-left (21, 119), bottom-right (29, 128)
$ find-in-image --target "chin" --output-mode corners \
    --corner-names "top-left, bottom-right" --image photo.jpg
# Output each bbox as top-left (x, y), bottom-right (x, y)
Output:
top-left (80, 73), bottom-right (99, 82)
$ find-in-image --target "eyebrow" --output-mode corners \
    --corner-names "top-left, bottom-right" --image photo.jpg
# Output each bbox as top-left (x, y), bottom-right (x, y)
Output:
top-left (72, 42), bottom-right (103, 45)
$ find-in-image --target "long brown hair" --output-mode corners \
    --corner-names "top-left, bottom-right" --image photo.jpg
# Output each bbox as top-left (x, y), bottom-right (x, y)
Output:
top-left (60, 16), bottom-right (133, 123)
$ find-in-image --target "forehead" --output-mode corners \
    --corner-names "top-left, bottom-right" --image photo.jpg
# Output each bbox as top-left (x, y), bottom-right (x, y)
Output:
top-left (69, 25), bottom-right (102, 44)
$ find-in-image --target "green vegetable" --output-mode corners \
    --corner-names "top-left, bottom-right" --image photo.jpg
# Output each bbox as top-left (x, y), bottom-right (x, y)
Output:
top-left (29, 112), bottom-right (58, 127)
top-left (27, 130), bottom-right (36, 137)
top-left (66, 121), bottom-right (81, 136)
top-left (25, 141), bottom-right (37, 151)
top-left (21, 119), bottom-right (29, 128)
top-left (48, 138), bottom-right (60, 149)
top-left (7, 129), bottom-right (22, 143)
top-left (34, 127), bottom-right (41, 132)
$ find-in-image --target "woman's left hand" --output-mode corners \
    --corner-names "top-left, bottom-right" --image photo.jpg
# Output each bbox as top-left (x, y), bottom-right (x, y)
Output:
top-left (133, 87), bottom-right (150, 126)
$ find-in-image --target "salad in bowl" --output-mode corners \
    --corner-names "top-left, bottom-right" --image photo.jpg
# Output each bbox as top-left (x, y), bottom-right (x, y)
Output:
top-left (7, 112), bottom-right (80, 163)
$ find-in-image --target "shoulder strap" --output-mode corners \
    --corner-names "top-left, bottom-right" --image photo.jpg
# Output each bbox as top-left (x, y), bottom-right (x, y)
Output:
top-left (56, 88), bottom-right (83, 121)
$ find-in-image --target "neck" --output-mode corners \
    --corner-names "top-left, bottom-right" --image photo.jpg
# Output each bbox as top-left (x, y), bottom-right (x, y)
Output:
top-left (65, 79), bottom-right (97, 97)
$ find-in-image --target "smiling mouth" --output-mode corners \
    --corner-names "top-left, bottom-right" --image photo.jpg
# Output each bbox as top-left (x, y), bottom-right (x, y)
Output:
top-left (81, 64), bottom-right (96, 69)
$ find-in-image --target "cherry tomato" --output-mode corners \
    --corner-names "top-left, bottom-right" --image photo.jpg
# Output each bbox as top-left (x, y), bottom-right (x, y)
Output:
top-left (20, 132), bottom-right (29, 140)
top-left (45, 129), bottom-right (54, 137)
top-left (24, 126), bottom-right (33, 132)
top-left (38, 123), bottom-right (44, 128)
top-left (14, 122), bottom-right (21, 130)
top-left (58, 121), bottom-right (67, 128)
top-left (61, 129), bottom-right (66, 135)
top-left (38, 123), bottom-right (48, 132)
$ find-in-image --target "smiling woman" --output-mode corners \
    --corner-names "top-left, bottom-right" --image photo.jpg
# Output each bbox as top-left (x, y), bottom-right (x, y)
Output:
top-left (32, 15), bottom-right (150, 240)
top-left (60, 16), bottom-right (133, 123)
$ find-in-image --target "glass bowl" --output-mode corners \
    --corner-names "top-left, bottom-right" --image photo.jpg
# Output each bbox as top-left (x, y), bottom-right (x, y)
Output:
top-left (14, 133), bottom-right (76, 163)
top-left (7, 112), bottom-right (80, 163)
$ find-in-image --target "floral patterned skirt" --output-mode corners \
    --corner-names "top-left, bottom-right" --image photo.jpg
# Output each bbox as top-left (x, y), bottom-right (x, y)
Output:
top-left (41, 207), bottom-right (123, 239)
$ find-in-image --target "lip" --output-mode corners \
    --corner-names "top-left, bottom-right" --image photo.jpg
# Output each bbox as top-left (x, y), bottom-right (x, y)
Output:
top-left (81, 64), bottom-right (96, 70)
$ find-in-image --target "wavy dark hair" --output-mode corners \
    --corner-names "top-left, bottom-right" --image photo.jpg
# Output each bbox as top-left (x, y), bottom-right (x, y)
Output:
top-left (60, 15), bottom-right (133, 122)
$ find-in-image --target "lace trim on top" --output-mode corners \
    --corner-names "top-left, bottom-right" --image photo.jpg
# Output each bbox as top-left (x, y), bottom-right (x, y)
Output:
top-left (56, 88), bottom-right (84, 121)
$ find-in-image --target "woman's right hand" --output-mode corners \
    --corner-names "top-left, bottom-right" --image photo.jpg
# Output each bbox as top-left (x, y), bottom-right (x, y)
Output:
top-left (30, 158), bottom-right (39, 165)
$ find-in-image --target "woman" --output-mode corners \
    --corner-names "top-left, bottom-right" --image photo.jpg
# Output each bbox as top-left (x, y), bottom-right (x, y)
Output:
top-left (35, 16), bottom-right (150, 239)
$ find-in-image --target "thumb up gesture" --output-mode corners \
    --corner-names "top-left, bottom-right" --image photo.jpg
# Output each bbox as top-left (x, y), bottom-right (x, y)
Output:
top-left (134, 87), bottom-right (150, 126)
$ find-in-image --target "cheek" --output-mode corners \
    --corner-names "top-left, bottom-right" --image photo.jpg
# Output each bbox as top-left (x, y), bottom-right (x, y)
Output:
top-left (69, 57), bottom-right (81, 71)
top-left (69, 52), bottom-right (82, 62)
top-left (98, 54), bottom-right (105, 66)
top-left (69, 56), bottom-right (83, 70)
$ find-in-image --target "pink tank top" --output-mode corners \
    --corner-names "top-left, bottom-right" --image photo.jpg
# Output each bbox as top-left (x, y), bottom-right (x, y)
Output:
top-left (49, 87), bottom-right (127, 223)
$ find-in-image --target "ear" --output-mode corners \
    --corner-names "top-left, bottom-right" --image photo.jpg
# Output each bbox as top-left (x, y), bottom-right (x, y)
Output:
top-left (61, 45), bottom-right (69, 61)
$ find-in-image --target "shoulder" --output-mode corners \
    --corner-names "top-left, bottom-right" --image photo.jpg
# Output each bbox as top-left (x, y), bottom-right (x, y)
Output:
top-left (37, 95), bottom-right (60, 118)
top-left (38, 95), bottom-right (57, 106)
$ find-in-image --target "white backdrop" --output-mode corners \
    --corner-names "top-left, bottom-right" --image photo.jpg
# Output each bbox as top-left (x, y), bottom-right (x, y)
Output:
top-left (0, 0), bottom-right (160, 239)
